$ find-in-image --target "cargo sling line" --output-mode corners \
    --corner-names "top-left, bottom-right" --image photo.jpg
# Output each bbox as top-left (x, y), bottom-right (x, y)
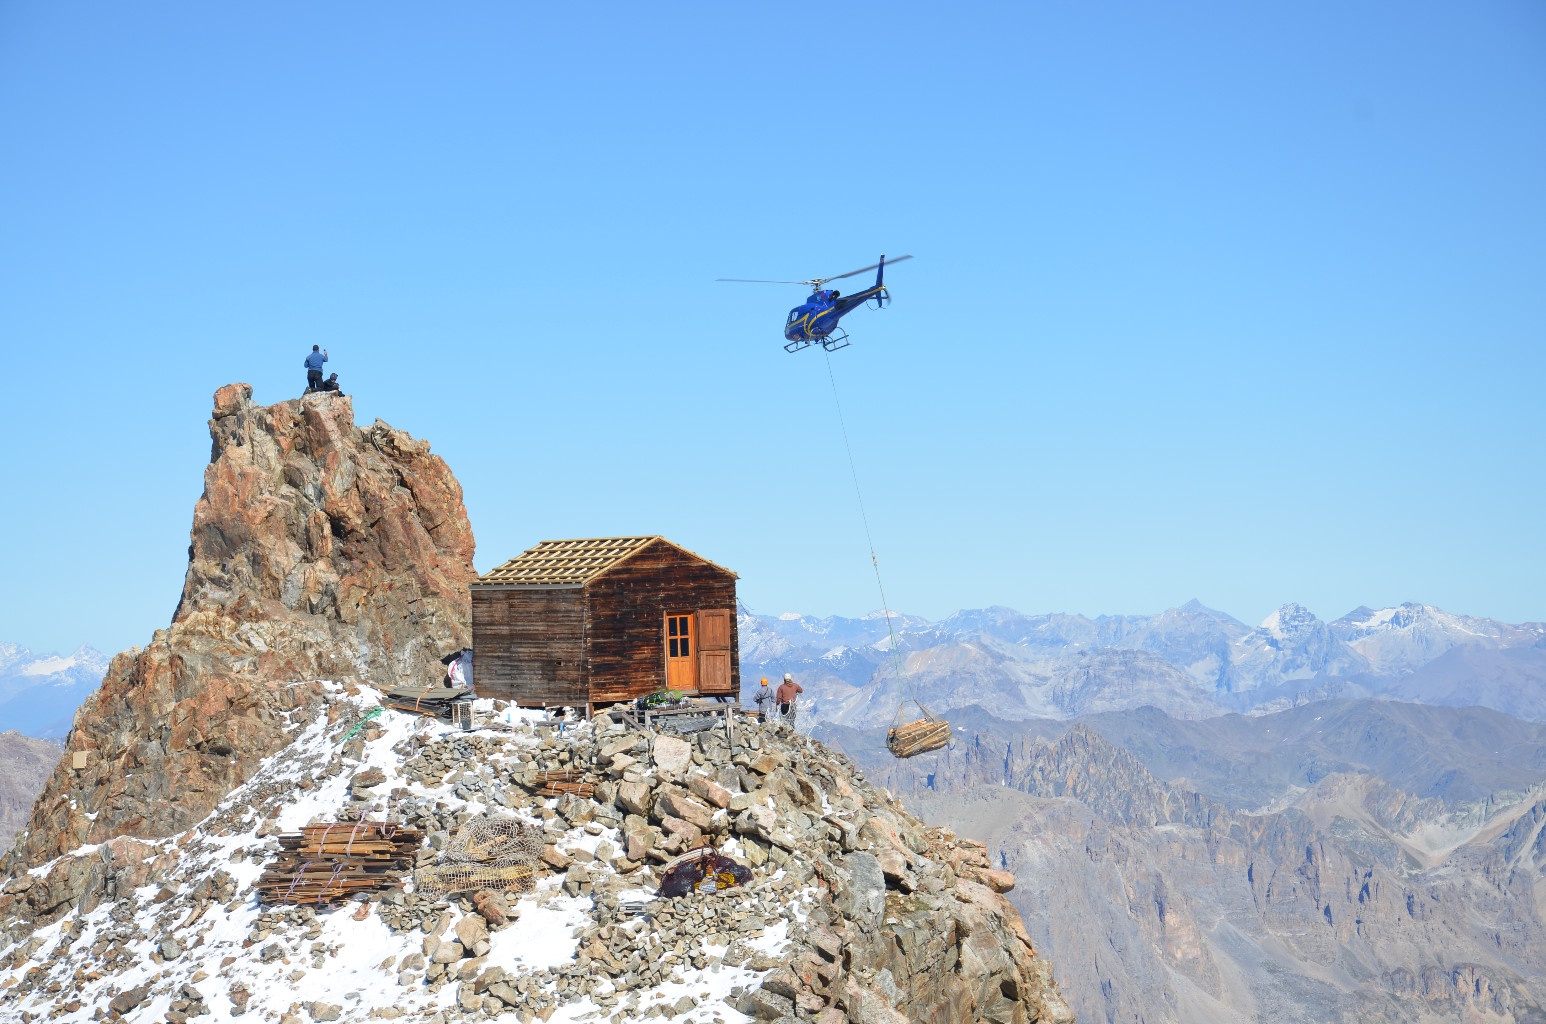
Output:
top-left (821, 351), bottom-right (937, 726)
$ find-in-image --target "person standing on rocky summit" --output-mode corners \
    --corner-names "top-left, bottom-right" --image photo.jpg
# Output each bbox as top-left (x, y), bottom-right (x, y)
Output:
top-left (775, 672), bottom-right (803, 721)
top-left (302, 345), bottom-right (328, 394)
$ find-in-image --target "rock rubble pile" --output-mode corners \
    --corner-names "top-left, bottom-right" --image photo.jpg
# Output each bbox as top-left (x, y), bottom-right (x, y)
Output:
top-left (1, 686), bottom-right (1069, 1024)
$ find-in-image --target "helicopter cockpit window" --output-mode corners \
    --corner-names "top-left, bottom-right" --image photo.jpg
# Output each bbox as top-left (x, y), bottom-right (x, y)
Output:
top-left (787, 309), bottom-right (802, 325)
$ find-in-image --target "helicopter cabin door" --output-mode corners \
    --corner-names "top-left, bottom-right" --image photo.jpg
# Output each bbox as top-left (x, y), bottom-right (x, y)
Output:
top-left (664, 613), bottom-right (697, 692)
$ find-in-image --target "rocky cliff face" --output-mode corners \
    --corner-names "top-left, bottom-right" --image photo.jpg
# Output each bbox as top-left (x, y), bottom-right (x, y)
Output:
top-left (0, 732), bottom-right (62, 850)
top-left (1, 385), bottom-right (475, 915)
top-left (850, 705), bottom-right (1546, 1024)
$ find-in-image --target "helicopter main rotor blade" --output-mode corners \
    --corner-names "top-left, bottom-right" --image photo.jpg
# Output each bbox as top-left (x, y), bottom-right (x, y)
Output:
top-left (718, 255), bottom-right (912, 287)
top-left (820, 254), bottom-right (914, 284)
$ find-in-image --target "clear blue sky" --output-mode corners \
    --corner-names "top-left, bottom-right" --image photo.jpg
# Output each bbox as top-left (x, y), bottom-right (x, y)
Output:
top-left (2, 2), bottom-right (1543, 657)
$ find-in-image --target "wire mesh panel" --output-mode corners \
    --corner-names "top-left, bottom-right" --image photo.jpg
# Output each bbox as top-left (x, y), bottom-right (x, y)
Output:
top-left (413, 814), bottom-right (543, 897)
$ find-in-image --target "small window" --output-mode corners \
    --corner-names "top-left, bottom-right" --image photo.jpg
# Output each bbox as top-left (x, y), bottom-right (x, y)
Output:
top-left (667, 614), bottom-right (692, 660)
top-left (787, 309), bottom-right (802, 325)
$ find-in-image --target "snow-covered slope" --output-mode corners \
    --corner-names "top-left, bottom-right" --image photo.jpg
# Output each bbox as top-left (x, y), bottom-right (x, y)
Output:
top-left (0, 683), bottom-right (1069, 1024)
top-left (0, 688), bottom-right (805, 1024)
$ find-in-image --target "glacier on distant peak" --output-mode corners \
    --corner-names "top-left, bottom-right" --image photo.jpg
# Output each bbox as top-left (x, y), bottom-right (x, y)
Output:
top-left (1329, 602), bottom-right (1545, 675)
top-left (0, 642), bottom-right (110, 737)
top-left (741, 598), bottom-right (1546, 728)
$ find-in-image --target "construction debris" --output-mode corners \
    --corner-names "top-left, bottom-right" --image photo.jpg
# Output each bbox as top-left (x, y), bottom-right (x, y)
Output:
top-left (619, 695), bottom-right (737, 738)
top-left (379, 683), bottom-right (475, 724)
top-left (413, 813), bottom-right (543, 898)
top-left (656, 847), bottom-right (752, 898)
top-left (255, 822), bottom-right (422, 905)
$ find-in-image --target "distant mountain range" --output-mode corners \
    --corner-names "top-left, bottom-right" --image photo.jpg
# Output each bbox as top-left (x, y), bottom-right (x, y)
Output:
top-left (0, 642), bottom-right (109, 738)
top-left (739, 600), bottom-right (1546, 726)
top-left (820, 699), bottom-right (1546, 1024)
top-left (7, 599), bottom-right (1544, 737)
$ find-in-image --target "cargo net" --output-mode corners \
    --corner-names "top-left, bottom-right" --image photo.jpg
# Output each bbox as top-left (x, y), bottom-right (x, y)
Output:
top-left (413, 814), bottom-right (543, 898)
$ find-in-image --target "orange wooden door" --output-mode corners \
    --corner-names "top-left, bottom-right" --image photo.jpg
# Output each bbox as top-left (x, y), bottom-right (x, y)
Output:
top-left (665, 613), bottom-right (697, 691)
top-left (696, 609), bottom-right (733, 694)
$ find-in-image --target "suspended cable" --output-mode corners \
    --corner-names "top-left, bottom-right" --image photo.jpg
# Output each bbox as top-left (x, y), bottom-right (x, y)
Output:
top-left (822, 348), bottom-right (912, 700)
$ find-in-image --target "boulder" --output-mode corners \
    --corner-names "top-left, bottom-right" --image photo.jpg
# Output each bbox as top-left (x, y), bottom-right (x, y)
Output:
top-left (729, 792), bottom-right (764, 812)
top-left (687, 774), bottom-right (733, 809)
top-left (454, 914), bottom-right (488, 949)
top-left (617, 781), bottom-right (653, 818)
top-left (472, 890), bottom-right (511, 927)
top-left (838, 853), bottom-right (886, 928)
top-left (760, 966), bottom-right (805, 1001)
top-left (660, 816), bottom-right (703, 847)
top-left (973, 868), bottom-right (1015, 893)
top-left (738, 987), bottom-right (794, 1021)
top-left (109, 987), bottom-right (149, 1015)
top-left (657, 791), bottom-right (714, 830)
top-left (653, 735), bottom-right (693, 774)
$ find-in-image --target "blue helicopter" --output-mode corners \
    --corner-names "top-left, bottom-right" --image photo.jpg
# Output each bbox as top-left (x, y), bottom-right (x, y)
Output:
top-left (718, 254), bottom-right (912, 352)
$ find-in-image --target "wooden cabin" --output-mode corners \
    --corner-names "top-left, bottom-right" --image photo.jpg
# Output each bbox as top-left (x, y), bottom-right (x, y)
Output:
top-left (471, 536), bottom-right (741, 710)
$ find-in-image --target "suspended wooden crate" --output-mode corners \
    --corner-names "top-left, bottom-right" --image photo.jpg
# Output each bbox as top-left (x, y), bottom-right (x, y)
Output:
top-left (886, 702), bottom-right (952, 758)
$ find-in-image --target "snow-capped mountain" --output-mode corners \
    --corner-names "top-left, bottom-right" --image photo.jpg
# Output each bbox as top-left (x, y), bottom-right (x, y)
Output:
top-left (1221, 603), bottom-right (1370, 693)
top-left (0, 642), bottom-right (108, 737)
top-left (1331, 603), bottom-right (1545, 676)
top-left (741, 601), bottom-right (1546, 726)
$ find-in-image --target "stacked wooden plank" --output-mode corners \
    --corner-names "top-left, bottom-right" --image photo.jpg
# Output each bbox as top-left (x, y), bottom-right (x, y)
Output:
top-left (518, 767), bottom-right (594, 799)
top-left (886, 718), bottom-right (952, 758)
top-left (379, 683), bottom-right (474, 720)
top-left (255, 822), bottom-right (422, 905)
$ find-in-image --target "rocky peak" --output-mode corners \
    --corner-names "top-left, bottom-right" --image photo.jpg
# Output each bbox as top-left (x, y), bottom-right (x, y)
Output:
top-left (1223, 603), bottom-right (1368, 691)
top-left (2, 385), bottom-right (475, 892)
top-left (1256, 602), bottom-right (1319, 639)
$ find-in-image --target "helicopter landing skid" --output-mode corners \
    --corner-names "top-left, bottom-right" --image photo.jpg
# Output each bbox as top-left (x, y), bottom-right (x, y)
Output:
top-left (819, 329), bottom-right (850, 352)
top-left (784, 327), bottom-right (850, 354)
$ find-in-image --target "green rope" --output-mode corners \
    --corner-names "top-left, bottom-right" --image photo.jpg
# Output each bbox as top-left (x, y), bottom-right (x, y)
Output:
top-left (339, 705), bottom-right (383, 744)
top-left (822, 349), bottom-right (916, 709)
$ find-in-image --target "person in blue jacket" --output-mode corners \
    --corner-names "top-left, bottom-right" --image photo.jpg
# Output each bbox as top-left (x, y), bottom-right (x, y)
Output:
top-left (303, 345), bottom-right (329, 394)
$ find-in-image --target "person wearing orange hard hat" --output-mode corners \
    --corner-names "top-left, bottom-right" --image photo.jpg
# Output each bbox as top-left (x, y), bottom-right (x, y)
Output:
top-left (752, 676), bottom-right (775, 722)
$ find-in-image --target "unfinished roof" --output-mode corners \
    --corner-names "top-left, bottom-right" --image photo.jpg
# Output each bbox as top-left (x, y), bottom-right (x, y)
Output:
top-left (473, 536), bottom-right (735, 588)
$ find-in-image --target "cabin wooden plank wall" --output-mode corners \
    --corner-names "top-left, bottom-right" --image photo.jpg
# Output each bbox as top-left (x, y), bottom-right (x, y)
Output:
top-left (470, 537), bottom-right (740, 710)
top-left (472, 587), bottom-right (586, 705)
top-left (584, 544), bottom-right (740, 703)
